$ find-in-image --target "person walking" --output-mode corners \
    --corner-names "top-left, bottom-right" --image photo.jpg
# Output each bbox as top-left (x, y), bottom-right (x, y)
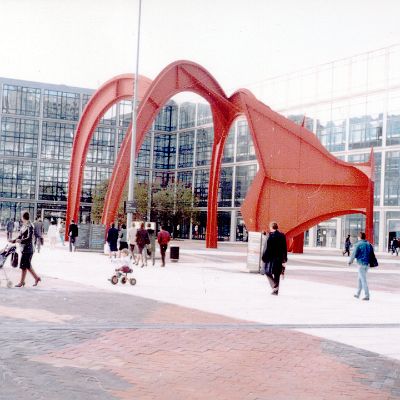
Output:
top-left (11, 211), bottom-right (41, 287)
top-left (33, 217), bottom-right (44, 253)
top-left (127, 222), bottom-right (137, 262)
top-left (107, 223), bottom-right (119, 258)
top-left (6, 219), bottom-right (14, 240)
top-left (348, 232), bottom-right (377, 301)
top-left (146, 223), bottom-right (156, 265)
top-left (343, 234), bottom-right (351, 256)
top-left (68, 219), bottom-right (78, 252)
top-left (47, 220), bottom-right (58, 249)
top-left (118, 224), bottom-right (128, 255)
top-left (392, 238), bottom-right (399, 256)
top-left (136, 222), bottom-right (150, 267)
top-left (261, 221), bottom-right (288, 295)
top-left (157, 226), bottom-right (171, 267)
top-left (59, 221), bottom-right (66, 246)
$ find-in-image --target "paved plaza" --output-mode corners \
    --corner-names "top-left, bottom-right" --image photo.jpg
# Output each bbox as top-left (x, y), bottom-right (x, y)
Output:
top-left (0, 235), bottom-right (399, 399)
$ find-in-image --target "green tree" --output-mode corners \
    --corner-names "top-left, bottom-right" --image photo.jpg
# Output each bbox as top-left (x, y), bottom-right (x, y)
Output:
top-left (91, 180), bottom-right (196, 229)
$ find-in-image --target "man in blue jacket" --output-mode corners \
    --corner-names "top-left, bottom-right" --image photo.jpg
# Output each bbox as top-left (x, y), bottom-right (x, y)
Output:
top-left (348, 232), bottom-right (377, 301)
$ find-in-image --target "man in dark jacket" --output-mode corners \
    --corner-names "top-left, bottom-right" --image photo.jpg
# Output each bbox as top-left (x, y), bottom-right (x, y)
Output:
top-left (68, 219), bottom-right (79, 252)
top-left (261, 221), bottom-right (288, 295)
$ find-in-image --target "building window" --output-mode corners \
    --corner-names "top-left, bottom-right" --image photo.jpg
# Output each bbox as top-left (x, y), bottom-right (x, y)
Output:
top-left (217, 211), bottom-right (231, 241)
top-left (178, 131), bottom-right (194, 168)
top-left (2, 84), bottom-right (41, 117)
top-left (43, 90), bottom-right (80, 120)
top-left (0, 159), bottom-right (37, 199)
top-left (386, 91), bottom-right (400, 146)
top-left (136, 134), bottom-right (152, 169)
top-left (179, 102), bottom-right (196, 129)
top-left (348, 152), bottom-right (381, 206)
top-left (118, 100), bottom-right (132, 127)
top-left (0, 202), bottom-right (35, 224)
top-left (218, 167), bottom-right (233, 207)
top-left (194, 169), bottom-right (209, 207)
top-left (153, 171), bottom-right (175, 190)
top-left (82, 93), bottom-right (91, 111)
top-left (222, 127), bottom-right (235, 164)
top-left (154, 102), bottom-right (178, 131)
top-left (87, 127), bottom-right (115, 164)
top-left (81, 166), bottom-right (113, 203)
top-left (0, 117), bottom-right (39, 157)
top-left (41, 122), bottom-right (75, 160)
top-left (235, 164), bottom-right (257, 206)
top-left (196, 127), bottom-right (213, 166)
top-left (384, 151), bottom-right (400, 206)
top-left (39, 162), bottom-right (69, 201)
top-left (348, 95), bottom-right (383, 150)
top-left (177, 170), bottom-right (193, 189)
top-left (154, 134), bottom-right (176, 169)
top-left (236, 121), bottom-right (256, 162)
top-left (197, 103), bottom-right (212, 125)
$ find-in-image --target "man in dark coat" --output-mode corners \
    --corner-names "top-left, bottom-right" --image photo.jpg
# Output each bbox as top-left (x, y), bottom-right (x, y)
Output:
top-left (68, 219), bottom-right (79, 252)
top-left (6, 219), bottom-right (14, 240)
top-left (106, 223), bottom-right (119, 258)
top-left (261, 221), bottom-right (288, 295)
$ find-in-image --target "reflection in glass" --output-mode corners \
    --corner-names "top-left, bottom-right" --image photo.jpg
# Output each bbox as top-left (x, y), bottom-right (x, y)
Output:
top-left (236, 121), bottom-right (256, 162)
top-left (1, 117), bottom-right (39, 157)
top-left (2, 85), bottom-right (41, 117)
top-left (235, 164), bottom-right (257, 206)
top-left (39, 162), bottom-right (69, 201)
top-left (384, 151), bottom-right (400, 206)
top-left (0, 160), bottom-right (37, 199)
top-left (178, 131), bottom-right (194, 168)
top-left (196, 128), bottom-right (214, 166)
top-left (41, 122), bottom-right (75, 160)
top-left (154, 134), bottom-right (176, 169)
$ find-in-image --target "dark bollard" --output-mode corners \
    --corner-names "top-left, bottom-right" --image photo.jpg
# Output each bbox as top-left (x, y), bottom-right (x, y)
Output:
top-left (170, 246), bottom-right (179, 262)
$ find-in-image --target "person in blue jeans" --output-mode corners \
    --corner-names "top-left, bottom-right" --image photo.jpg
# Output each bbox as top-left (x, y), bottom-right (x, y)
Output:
top-left (348, 232), bottom-right (374, 301)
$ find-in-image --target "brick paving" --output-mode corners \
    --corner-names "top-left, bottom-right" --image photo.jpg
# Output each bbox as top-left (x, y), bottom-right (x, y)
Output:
top-left (1, 276), bottom-right (399, 400)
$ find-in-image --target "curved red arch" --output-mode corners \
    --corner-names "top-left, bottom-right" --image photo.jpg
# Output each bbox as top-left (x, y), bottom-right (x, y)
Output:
top-left (67, 60), bottom-right (374, 251)
top-left (65, 73), bottom-right (152, 230)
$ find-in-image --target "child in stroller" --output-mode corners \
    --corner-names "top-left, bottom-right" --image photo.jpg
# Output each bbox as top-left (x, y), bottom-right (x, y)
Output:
top-left (0, 244), bottom-right (17, 288)
top-left (109, 248), bottom-right (136, 286)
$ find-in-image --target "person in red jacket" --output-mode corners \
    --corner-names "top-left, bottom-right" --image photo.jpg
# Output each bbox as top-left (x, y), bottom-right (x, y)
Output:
top-left (157, 226), bottom-right (171, 267)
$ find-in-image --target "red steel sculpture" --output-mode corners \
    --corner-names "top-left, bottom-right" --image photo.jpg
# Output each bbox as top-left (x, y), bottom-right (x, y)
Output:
top-left (66, 61), bottom-right (374, 252)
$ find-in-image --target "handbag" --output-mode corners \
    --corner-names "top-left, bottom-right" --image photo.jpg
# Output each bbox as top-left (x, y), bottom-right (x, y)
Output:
top-left (104, 242), bottom-right (110, 255)
top-left (369, 244), bottom-right (378, 268)
top-left (146, 244), bottom-right (152, 256)
top-left (11, 252), bottom-right (19, 268)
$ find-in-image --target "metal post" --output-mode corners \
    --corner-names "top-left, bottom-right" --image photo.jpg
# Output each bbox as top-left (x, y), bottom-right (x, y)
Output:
top-left (127, 0), bottom-right (142, 228)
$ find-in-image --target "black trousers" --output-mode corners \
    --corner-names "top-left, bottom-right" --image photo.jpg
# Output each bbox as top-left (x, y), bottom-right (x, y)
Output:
top-left (266, 272), bottom-right (281, 290)
top-left (159, 244), bottom-right (168, 265)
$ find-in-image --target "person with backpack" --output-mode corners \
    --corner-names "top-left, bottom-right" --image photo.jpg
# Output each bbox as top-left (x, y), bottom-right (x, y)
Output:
top-left (136, 222), bottom-right (150, 267)
top-left (348, 232), bottom-right (378, 301)
top-left (157, 226), bottom-right (171, 267)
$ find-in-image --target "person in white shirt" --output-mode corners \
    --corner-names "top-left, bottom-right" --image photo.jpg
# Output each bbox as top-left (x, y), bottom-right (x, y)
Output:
top-left (47, 220), bottom-right (59, 249)
top-left (127, 222), bottom-right (137, 262)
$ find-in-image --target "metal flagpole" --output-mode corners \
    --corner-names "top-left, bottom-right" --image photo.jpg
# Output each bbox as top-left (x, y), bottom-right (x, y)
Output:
top-left (127, 0), bottom-right (142, 228)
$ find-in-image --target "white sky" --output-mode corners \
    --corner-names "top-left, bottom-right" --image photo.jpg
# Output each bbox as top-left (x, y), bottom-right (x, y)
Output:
top-left (1, 0), bottom-right (399, 98)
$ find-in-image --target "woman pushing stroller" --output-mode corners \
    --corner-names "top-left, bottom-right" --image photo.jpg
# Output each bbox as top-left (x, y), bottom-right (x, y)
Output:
top-left (10, 211), bottom-right (41, 287)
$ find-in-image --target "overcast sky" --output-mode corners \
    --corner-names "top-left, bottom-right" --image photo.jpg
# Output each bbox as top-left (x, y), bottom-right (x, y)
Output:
top-left (1, 0), bottom-right (399, 97)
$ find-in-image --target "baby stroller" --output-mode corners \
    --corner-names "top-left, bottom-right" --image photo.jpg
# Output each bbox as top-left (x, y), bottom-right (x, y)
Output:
top-left (0, 244), bottom-right (18, 288)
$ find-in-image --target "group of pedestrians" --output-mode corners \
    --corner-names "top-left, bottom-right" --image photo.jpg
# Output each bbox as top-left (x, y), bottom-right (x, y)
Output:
top-left (261, 222), bottom-right (378, 301)
top-left (106, 222), bottom-right (171, 267)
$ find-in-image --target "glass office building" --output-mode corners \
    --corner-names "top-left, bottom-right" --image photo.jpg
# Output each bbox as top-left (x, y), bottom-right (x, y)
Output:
top-left (246, 44), bottom-right (400, 252)
top-left (0, 43), bottom-right (399, 250)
